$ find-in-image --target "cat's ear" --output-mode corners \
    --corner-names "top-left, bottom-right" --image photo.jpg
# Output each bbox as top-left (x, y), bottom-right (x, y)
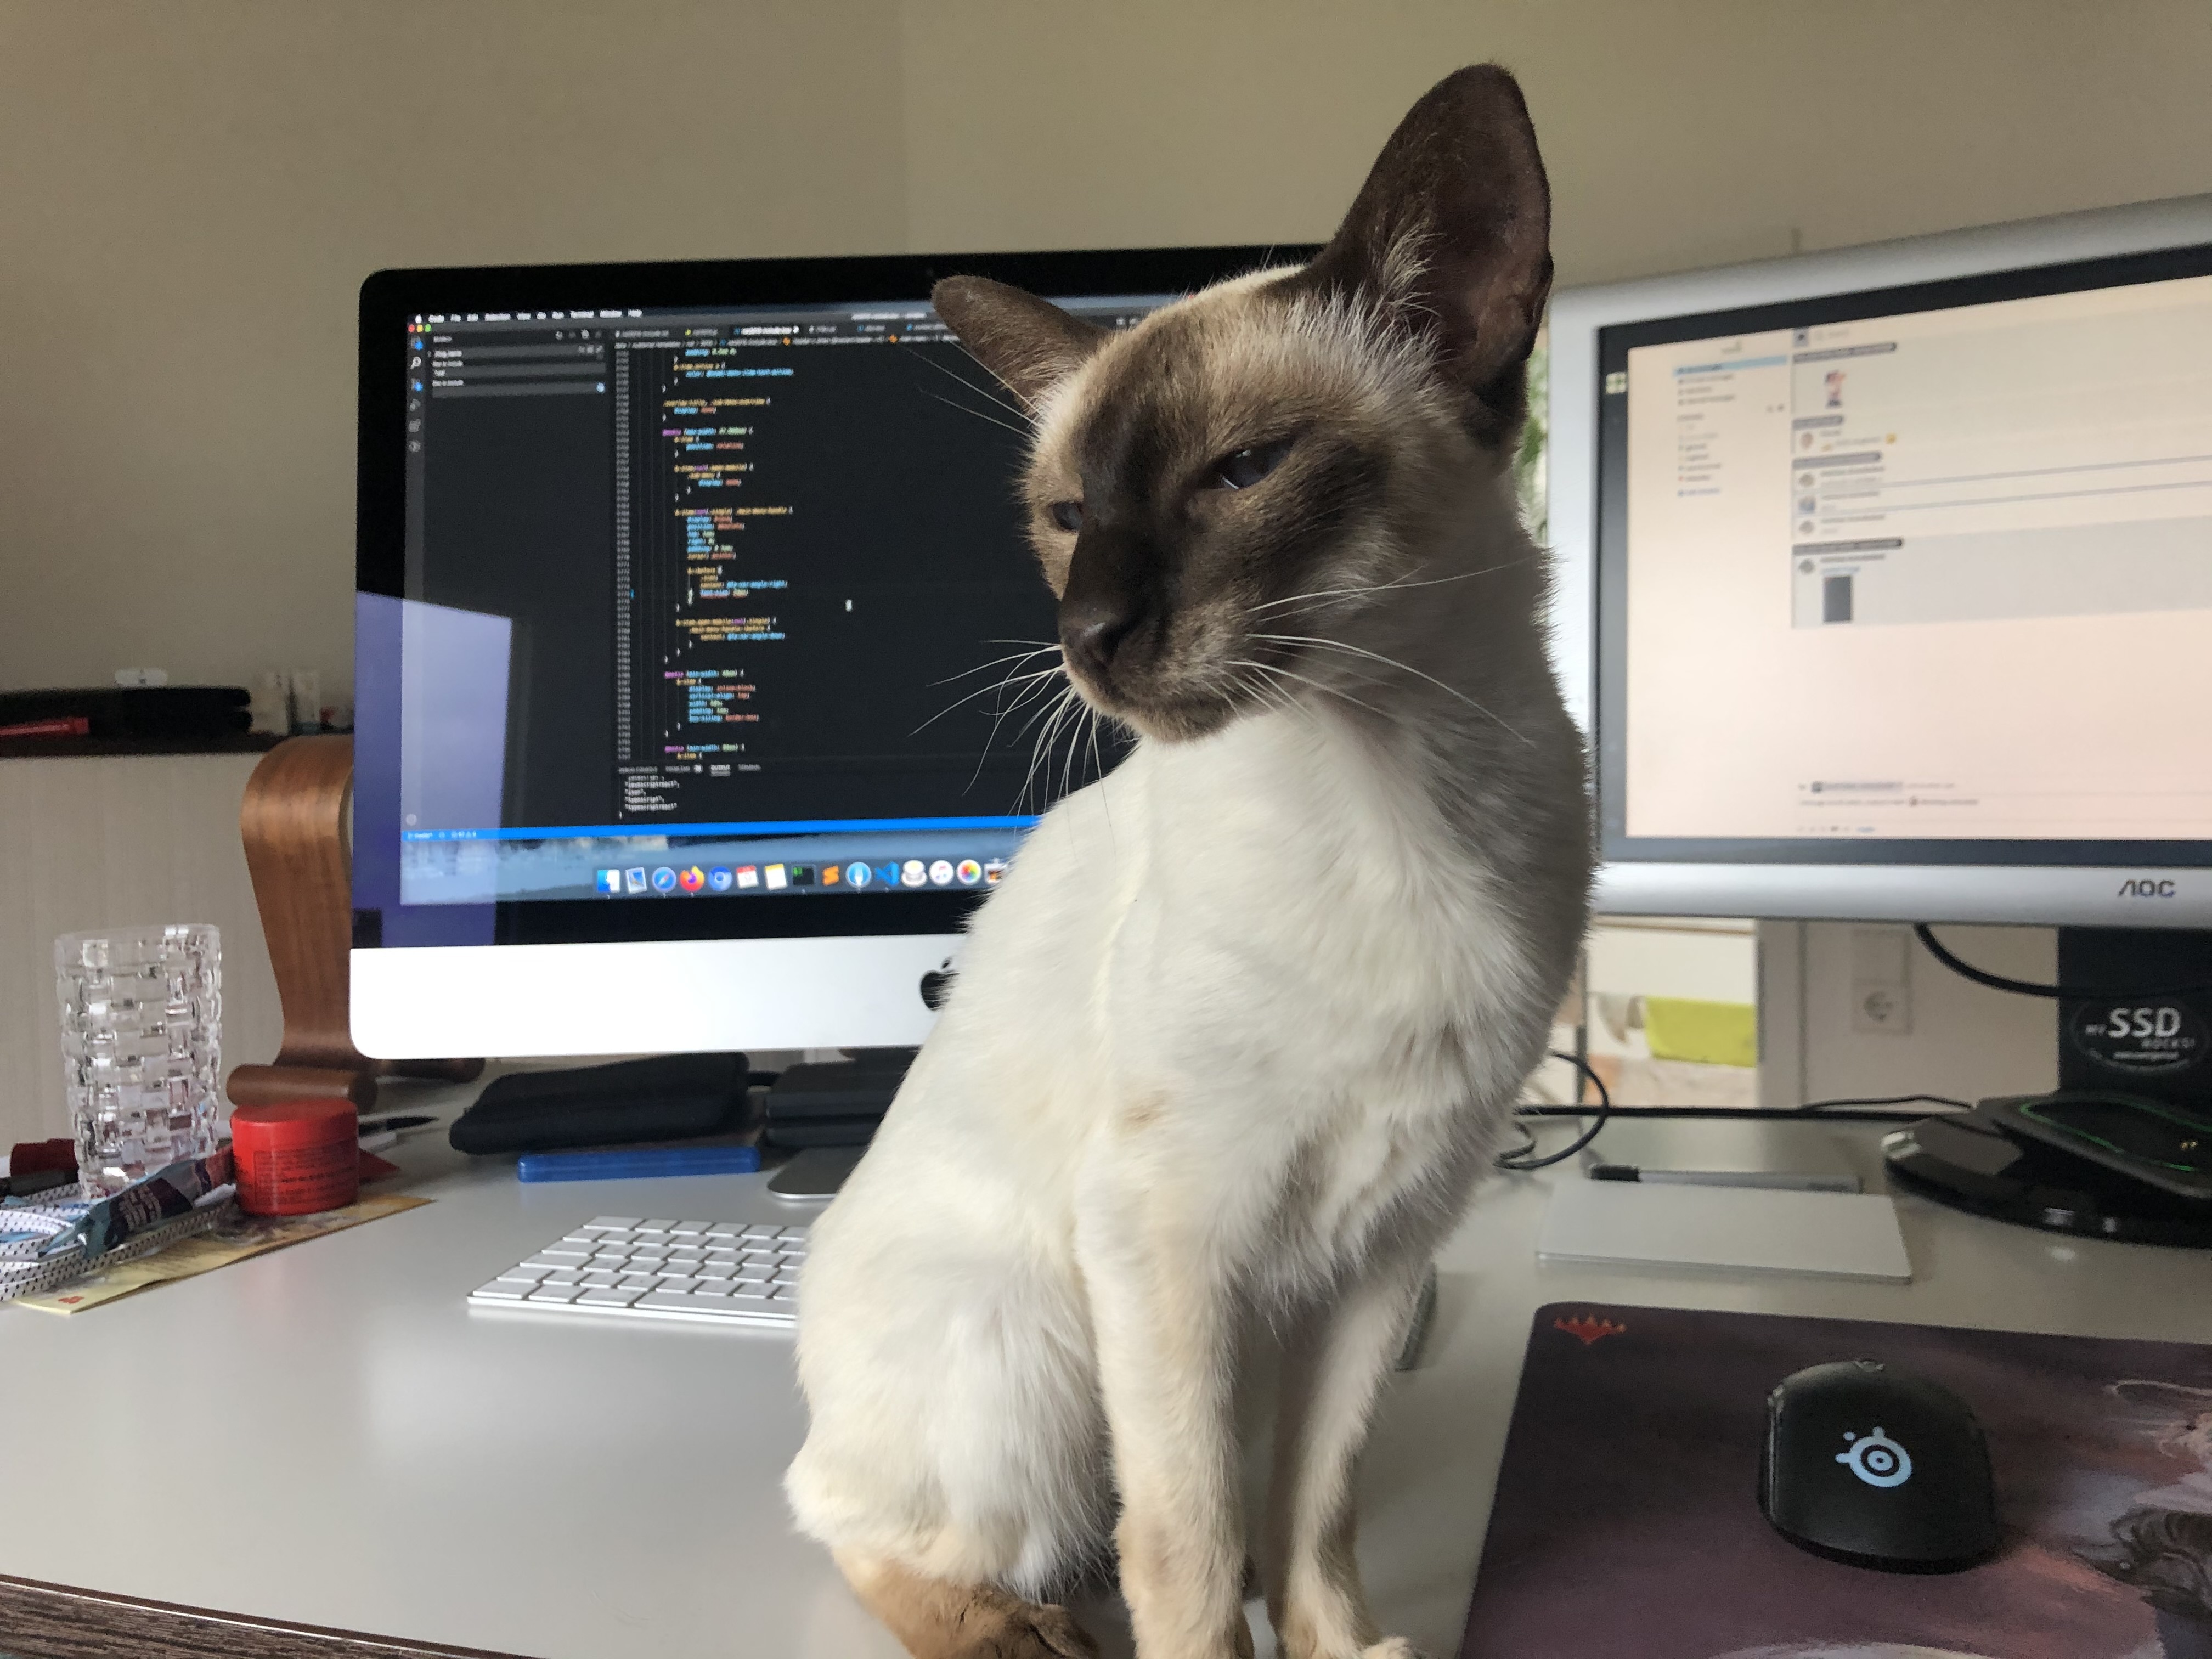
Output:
top-left (932, 276), bottom-right (1109, 411)
top-left (1305, 64), bottom-right (1551, 439)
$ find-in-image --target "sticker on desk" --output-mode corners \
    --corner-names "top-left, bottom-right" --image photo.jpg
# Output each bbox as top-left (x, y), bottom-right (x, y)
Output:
top-left (10, 1192), bottom-right (430, 1315)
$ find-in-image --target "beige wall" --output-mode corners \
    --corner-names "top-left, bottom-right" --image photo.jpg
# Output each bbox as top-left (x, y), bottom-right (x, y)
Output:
top-left (2, 0), bottom-right (2209, 702)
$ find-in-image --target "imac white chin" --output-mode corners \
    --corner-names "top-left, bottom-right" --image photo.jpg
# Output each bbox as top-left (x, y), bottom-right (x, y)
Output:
top-left (350, 935), bottom-right (958, 1061)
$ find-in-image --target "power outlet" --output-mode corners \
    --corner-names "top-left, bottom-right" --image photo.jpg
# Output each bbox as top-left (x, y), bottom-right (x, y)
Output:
top-left (1849, 926), bottom-right (1913, 1036)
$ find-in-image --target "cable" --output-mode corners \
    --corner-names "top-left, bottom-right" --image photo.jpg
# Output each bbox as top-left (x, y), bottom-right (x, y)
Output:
top-left (1797, 1091), bottom-right (1972, 1114)
top-left (1915, 923), bottom-right (2212, 1002)
top-left (1517, 1104), bottom-right (1956, 1124)
top-left (1497, 1051), bottom-right (1612, 1172)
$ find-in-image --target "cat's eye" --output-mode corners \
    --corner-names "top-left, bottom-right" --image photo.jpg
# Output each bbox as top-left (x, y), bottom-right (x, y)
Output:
top-left (1048, 500), bottom-right (1085, 533)
top-left (1210, 439), bottom-right (1293, 492)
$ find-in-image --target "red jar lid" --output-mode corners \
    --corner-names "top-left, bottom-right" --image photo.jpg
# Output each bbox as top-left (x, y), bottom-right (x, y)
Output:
top-left (231, 1099), bottom-right (357, 1150)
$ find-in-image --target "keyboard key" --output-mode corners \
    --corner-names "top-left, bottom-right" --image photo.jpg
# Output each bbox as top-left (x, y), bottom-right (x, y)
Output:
top-left (704, 1223), bottom-right (742, 1238)
top-left (640, 1290), bottom-right (716, 1312)
top-left (697, 1262), bottom-right (736, 1280)
top-left (502, 1265), bottom-right (551, 1283)
top-left (639, 1219), bottom-right (678, 1233)
top-left (672, 1220), bottom-right (710, 1236)
top-left (619, 1273), bottom-right (660, 1291)
top-left (527, 1284), bottom-right (585, 1304)
top-left (581, 1272), bottom-right (619, 1289)
top-left (740, 1224), bottom-right (783, 1239)
top-left (543, 1271), bottom-right (584, 1286)
top-left (588, 1216), bottom-right (642, 1229)
top-left (539, 1247), bottom-right (592, 1262)
top-left (656, 1275), bottom-right (701, 1291)
top-left (473, 1279), bottom-right (533, 1300)
top-left (578, 1286), bottom-right (645, 1307)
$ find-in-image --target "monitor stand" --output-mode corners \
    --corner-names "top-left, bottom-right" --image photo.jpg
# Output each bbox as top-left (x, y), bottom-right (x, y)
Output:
top-left (1883, 925), bottom-right (2212, 1246)
top-left (768, 1146), bottom-right (866, 1199)
top-left (759, 1049), bottom-right (913, 1198)
top-left (2054, 926), bottom-right (2212, 1102)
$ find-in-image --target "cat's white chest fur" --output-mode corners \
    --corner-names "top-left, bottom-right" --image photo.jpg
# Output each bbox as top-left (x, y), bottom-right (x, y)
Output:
top-left (877, 701), bottom-right (1533, 1254)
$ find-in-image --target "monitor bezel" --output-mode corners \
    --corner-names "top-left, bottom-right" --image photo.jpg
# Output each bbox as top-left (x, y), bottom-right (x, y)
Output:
top-left (354, 244), bottom-right (1313, 950)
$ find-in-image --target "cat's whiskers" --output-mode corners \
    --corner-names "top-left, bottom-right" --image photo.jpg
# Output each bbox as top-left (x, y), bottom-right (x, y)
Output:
top-left (911, 662), bottom-right (1065, 737)
top-left (924, 391), bottom-right (1033, 441)
top-left (931, 644), bottom-right (1062, 688)
top-left (911, 345), bottom-right (1037, 426)
top-left (1015, 683), bottom-right (1084, 815)
top-left (964, 656), bottom-right (1072, 794)
top-left (1250, 632), bottom-right (1534, 747)
top-left (1244, 553), bottom-right (1546, 622)
top-left (1229, 655), bottom-right (1388, 721)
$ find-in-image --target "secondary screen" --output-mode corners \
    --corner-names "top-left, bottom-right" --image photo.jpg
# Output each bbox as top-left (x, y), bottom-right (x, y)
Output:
top-left (395, 295), bottom-right (1161, 907)
top-left (1612, 266), bottom-right (2212, 848)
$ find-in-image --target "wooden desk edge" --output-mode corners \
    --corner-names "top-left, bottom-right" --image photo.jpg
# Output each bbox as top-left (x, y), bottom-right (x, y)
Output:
top-left (0, 1574), bottom-right (537, 1659)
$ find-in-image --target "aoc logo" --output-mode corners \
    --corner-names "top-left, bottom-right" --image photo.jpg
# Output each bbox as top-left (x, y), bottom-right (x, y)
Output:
top-left (2117, 877), bottom-right (2179, 899)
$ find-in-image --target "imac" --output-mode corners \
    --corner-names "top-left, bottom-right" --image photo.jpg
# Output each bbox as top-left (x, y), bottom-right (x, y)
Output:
top-left (1548, 194), bottom-right (2212, 931)
top-left (350, 246), bottom-right (1296, 1060)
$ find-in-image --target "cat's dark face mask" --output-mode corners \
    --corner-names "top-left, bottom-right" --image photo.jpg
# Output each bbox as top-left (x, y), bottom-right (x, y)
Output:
top-left (933, 66), bottom-right (1551, 744)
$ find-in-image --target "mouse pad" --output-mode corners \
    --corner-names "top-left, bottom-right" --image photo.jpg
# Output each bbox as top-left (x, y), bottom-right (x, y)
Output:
top-left (1457, 1304), bottom-right (2212, 1659)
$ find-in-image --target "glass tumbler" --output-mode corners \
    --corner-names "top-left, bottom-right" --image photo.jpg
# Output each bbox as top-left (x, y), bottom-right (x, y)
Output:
top-left (55, 924), bottom-right (223, 1196)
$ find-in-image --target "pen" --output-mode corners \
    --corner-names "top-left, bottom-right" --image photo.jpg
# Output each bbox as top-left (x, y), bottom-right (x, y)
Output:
top-left (1588, 1164), bottom-right (1862, 1193)
top-left (357, 1114), bottom-right (436, 1136)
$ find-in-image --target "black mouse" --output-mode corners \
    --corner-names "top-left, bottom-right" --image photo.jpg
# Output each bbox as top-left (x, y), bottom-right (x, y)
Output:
top-left (1760, 1359), bottom-right (2000, 1572)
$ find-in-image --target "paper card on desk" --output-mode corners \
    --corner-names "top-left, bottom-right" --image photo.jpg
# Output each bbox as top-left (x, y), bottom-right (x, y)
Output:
top-left (12, 1192), bottom-right (430, 1315)
top-left (1538, 1179), bottom-right (1910, 1282)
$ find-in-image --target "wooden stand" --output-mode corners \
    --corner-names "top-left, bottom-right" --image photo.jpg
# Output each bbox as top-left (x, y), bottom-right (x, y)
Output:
top-left (225, 735), bottom-right (481, 1111)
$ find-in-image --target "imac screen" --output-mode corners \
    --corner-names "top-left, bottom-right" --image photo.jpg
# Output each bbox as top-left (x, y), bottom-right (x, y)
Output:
top-left (359, 283), bottom-right (1180, 940)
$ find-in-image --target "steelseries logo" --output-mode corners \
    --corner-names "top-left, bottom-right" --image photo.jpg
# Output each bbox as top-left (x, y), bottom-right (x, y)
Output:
top-left (2117, 877), bottom-right (2179, 899)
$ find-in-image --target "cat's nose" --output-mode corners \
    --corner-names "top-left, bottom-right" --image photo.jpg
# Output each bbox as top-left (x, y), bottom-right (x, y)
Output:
top-left (1062, 597), bottom-right (1140, 685)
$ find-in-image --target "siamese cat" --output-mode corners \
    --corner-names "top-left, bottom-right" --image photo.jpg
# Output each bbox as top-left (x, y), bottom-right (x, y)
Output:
top-left (787, 64), bottom-right (1590, 1659)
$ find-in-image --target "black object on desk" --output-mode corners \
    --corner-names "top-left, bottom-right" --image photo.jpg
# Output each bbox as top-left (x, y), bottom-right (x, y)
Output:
top-left (760, 1051), bottom-right (916, 1199)
top-left (1761, 1359), bottom-right (2000, 1573)
top-left (1883, 1099), bottom-right (2212, 1248)
top-left (448, 1052), bottom-right (751, 1155)
top-left (761, 1050), bottom-right (915, 1149)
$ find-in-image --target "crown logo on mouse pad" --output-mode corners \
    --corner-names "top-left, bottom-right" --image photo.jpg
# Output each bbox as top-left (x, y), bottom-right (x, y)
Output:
top-left (1553, 1314), bottom-right (1628, 1347)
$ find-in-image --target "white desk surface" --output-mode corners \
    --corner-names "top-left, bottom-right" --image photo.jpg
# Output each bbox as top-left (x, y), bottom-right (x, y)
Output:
top-left (6, 1097), bottom-right (2210, 1658)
